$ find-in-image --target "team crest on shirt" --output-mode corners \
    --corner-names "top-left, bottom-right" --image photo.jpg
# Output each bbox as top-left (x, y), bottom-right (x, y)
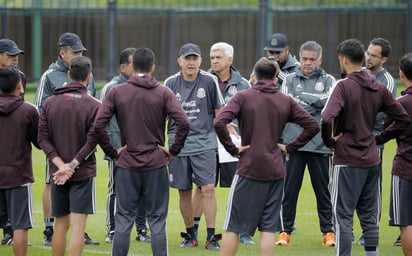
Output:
top-left (295, 83), bottom-right (303, 92)
top-left (175, 93), bottom-right (182, 102)
top-left (197, 88), bottom-right (206, 98)
top-left (315, 82), bottom-right (325, 92)
top-left (228, 86), bottom-right (237, 96)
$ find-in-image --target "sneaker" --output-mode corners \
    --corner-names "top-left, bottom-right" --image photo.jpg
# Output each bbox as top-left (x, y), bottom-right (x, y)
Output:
top-left (322, 232), bottom-right (336, 247)
top-left (43, 228), bottom-right (53, 246)
top-left (180, 232), bottom-right (198, 248)
top-left (358, 234), bottom-right (365, 246)
top-left (105, 232), bottom-right (114, 243)
top-left (136, 229), bottom-right (151, 243)
top-left (393, 235), bottom-right (402, 246)
top-left (239, 233), bottom-right (254, 245)
top-left (84, 233), bottom-right (99, 245)
top-left (1, 233), bottom-right (13, 245)
top-left (291, 226), bottom-right (298, 234)
top-left (276, 232), bottom-right (291, 246)
top-left (205, 234), bottom-right (222, 251)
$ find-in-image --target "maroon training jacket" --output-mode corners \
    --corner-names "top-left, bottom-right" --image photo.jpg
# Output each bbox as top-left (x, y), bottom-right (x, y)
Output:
top-left (94, 75), bottom-right (189, 171)
top-left (38, 82), bottom-right (117, 181)
top-left (0, 94), bottom-right (39, 189)
top-left (214, 79), bottom-right (319, 181)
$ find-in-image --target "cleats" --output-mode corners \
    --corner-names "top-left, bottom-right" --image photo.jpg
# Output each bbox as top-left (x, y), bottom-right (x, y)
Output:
top-left (1, 233), bottom-right (13, 245)
top-left (239, 233), bottom-right (254, 245)
top-left (322, 232), bottom-right (336, 247)
top-left (205, 234), bottom-right (222, 251)
top-left (43, 228), bottom-right (53, 246)
top-left (180, 232), bottom-right (198, 248)
top-left (136, 229), bottom-right (151, 243)
top-left (393, 235), bottom-right (402, 246)
top-left (276, 232), bottom-right (291, 246)
top-left (84, 232), bottom-right (99, 245)
top-left (105, 232), bottom-right (114, 243)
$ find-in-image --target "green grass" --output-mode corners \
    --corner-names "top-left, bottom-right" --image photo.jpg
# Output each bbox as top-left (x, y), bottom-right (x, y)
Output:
top-left (1, 89), bottom-right (403, 255)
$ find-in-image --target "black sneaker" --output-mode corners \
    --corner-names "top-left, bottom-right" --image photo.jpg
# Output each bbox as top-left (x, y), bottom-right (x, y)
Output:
top-left (84, 232), bottom-right (99, 245)
top-left (43, 228), bottom-right (53, 246)
top-left (180, 232), bottom-right (198, 248)
top-left (136, 229), bottom-right (151, 243)
top-left (205, 234), bottom-right (222, 251)
top-left (1, 233), bottom-right (13, 245)
top-left (394, 235), bottom-right (402, 246)
top-left (105, 232), bottom-right (114, 243)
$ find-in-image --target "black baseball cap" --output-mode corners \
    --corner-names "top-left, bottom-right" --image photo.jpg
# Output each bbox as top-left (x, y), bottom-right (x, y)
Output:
top-left (263, 33), bottom-right (288, 51)
top-left (57, 32), bottom-right (87, 52)
top-left (0, 39), bottom-right (24, 55)
top-left (178, 43), bottom-right (201, 57)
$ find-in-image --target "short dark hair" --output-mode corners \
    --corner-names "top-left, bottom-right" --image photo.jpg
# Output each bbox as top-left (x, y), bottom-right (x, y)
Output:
top-left (337, 38), bottom-right (365, 65)
top-left (399, 53), bottom-right (412, 80)
top-left (253, 57), bottom-right (279, 81)
top-left (133, 47), bottom-right (155, 73)
top-left (370, 37), bottom-right (391, 58)
top-left (0, 66), bottom-right (20, 94)
top-left (69, 56), bottom-right (92, 82)
top-left (119, 47), bottom-right (137, 65)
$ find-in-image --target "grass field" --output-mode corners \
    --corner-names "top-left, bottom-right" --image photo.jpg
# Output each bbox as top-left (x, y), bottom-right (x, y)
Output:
top-left (0, 88), bottom-right (403, 255)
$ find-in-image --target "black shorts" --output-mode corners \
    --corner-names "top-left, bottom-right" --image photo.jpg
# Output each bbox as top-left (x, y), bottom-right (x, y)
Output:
top-left (0, 184), bottom-right (33, 230)
top-left (51, 177), bottom-right (96, 217)
top-left (223, 175), bottom-right (284, 235)
top-left (216, 161), bottom-right (237, 188)
top-left (389, 175), bottom-right (412, 226)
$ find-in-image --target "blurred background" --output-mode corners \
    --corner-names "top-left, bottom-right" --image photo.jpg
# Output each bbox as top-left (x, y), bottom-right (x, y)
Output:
top-left (1, 0), bottom-right (411, 82)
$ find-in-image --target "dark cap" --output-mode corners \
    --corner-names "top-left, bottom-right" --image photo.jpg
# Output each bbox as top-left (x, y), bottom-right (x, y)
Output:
top-left (263, 33), bottom-right (288, 51)
top-left (0, 39), bottom-right (24, 55)
top-left (178, 43), bottom-right (201, 57)
top-left (57, 32), bottom-right (87, 52)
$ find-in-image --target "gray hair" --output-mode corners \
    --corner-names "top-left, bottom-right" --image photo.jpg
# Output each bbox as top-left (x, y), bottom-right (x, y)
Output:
top-left (299, 41), bottom-right (322, 60)
top-left (210, 42), bottom-right (234, 57)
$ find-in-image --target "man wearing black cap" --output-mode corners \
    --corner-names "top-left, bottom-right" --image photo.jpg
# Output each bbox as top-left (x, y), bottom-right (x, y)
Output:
top-left (34, 32), bottom-right (98, 246)
top-left (263, 33), bottom-right (299, 86)
top-left (0, 38), bottom-right (27, 246)
top-left (0, 38), bottom-right (26, 98)
top-left (164, 43), bottom-right (225, 251)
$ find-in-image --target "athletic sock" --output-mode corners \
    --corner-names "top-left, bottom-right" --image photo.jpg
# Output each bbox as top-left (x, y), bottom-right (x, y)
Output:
top-left (44, 218), bottom-right (54, 228)
top-left (186, 226), bottom-right (196, 238)
top-left (207, 227), bottom-right (215, 241)
top-left (365, 246), bottom-right (379, 256)
top-left (194, 217), bottom-right (201, 228)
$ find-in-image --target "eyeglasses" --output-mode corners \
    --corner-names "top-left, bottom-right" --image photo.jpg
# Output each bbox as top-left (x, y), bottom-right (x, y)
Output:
top-left (364, 51), bottom-right (382, 60)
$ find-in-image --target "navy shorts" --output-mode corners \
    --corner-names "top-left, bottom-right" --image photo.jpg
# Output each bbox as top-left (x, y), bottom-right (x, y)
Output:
top-left (223, 175), bottom-right (284, 236)
top-left (0, 184), bottom-right (33, 230)
top-left (51, 177), bottom-right (96, 217)
top-left (389, 175), bottom-right (412, 226)
top-left (169, 150), bottom-right (216, 190)
top-left (216, 161), bottom-right (237, 188)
